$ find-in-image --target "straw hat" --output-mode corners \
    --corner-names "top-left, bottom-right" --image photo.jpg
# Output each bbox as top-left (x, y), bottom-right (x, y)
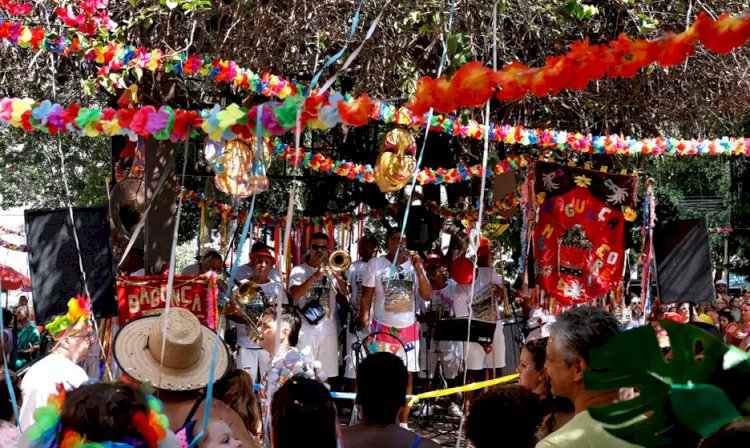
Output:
top-left (113, 308), bottom-right (229, 391)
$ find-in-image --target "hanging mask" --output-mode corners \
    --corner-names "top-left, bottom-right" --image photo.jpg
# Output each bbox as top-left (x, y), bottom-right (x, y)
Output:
top-left (204, 136), bottom-right (272, 198)
top-left (374, 128), bottom-right (417, 192)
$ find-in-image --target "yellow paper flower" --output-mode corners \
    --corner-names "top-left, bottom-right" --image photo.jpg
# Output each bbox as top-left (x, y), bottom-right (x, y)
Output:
top-left (574, 174), bottom-right (592, 187)
top-left (623, 206), bottom-right (637, 222)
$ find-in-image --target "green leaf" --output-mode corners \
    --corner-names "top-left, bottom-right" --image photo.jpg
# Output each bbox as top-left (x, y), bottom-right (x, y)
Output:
top-left (585, 321), bottom-right (747, 446)
top-left (669, 384), bottom-right (741, 438)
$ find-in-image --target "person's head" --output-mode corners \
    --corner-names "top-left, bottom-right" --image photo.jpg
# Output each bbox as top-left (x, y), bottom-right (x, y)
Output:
top-left (744, 288), bottom-right (750, 301)
top-left (630, 297), bottom-right (643, 316)
top-left (385, 229), bottom-right (405, 256)
top-left (46, 296), bottom-right (96, 363)
top-left (700, 417), bottom-right (750, 447)
top-left (258, 305), bottom-right (301, 354)
top-left (250, 242), bottom-right (269, 253)
top-left (356, 352), bottom-right (407, 424)
top-left (358, 236), bottom-right (379, 262)
top-left (2, 308), bottom-right (12, 328)
top-left (476, 239), bottom-right (491, 267)
top-left (199, 249), bottom-right (223, 274)
top-left (250, 248), bottom-right (276, 281)
top-left (731, 297), bottom-right (742, 309)
top-left (199, 419), bottom-right (243, 448)
top-left (271, 376), bottom-right (337, 448)
top-left (308, 232), bottom-right (329, 266)
top-left (14, 304), bottom-right (29, 324)
top-left (718, 308), bottom-right (735, 332)
top-left (466, 384), bottom-right (544, 448)
top-left (122, 247), bottom-right (145, 274)
top-left (740, 302), bottom-right (750, 323)
top-left (715, 280), bottom-right (727, 294)
top-left (545, 307), bottom-right (621, 401)
top-left (214, 369), bottom-right (261, 436)
top-left (517, 338), bottom-right (549, 395)
top-left (0, 368), bottom-right (20, 423)
top-left (425, 254), bottom-right (448, 286)
top-left (18, 295), bottom-right (28, 307)
top-left (713, 298), bottom-right (727, 310)
top-left (55, 382), bottom-right (167, 446)
top-left (676, 301), bottom-right (693, 321)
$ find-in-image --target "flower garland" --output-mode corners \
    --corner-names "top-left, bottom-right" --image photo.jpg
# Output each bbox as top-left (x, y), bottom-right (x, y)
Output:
top-left (0, 17), bottom-right (299, 100)
top-left (177, 186), bottom-right (518, 229)
top-left (54, 0), bottom-right (116, 36)
top-left (272, 143), bottom-right (529, 185)
top-left (408, 13), bottom-right (750, 115)
top-left (25, 384), bottom-right (169, 448)
top-left (4, 96), bottom-right (750, 157)
top-left (0, 0), bottom-right (31, 16)
top-left (0, 237), bottom-right (27, 252)
top-left (0, 224), bottom-right (24, 236)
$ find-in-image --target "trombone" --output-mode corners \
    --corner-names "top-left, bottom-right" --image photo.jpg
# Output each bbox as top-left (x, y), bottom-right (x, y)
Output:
top-left (322, 249), bottom-right (351, 294)
top-left (219, 271), bottom-right (264, 342)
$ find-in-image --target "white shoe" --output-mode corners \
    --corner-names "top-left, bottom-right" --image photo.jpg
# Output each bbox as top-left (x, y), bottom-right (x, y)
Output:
top-left (447, 403), bottom-right (462, 418)
top-left (415, 403), bottom-right (433, 417)
top-left (399, 422), bottom-right (410, 430)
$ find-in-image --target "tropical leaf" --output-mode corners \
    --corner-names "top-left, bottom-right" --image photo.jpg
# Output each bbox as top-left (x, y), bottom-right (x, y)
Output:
top-left (584, 320), bottom-right (747, 447)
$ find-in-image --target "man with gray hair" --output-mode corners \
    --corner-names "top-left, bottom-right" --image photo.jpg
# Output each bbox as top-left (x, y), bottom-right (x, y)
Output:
top-left (536, 307), bottom-right (641, 448)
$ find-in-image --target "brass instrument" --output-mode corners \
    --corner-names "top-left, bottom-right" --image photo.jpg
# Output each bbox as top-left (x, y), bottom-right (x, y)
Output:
top-left (222, 273), bottom-right (263, 342)
top-left (109, 178), bottom-right (146, 250)
top-left (328, 250), bottom-right (352, 273)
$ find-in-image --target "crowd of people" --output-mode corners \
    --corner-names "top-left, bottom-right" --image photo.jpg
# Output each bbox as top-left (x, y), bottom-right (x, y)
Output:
top-left (0, 230), bottom-right (749, 447)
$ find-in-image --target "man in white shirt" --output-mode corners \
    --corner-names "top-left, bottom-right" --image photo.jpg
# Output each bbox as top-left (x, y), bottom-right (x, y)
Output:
top-left (343, 235), bottom-right (379, 388)
top-left (360, 229), bottom-right (432, 426)
top-left (288, 232), bottom-right (347, 379)
top-left (226, 247), bottom-right (288, 383)
top-left (237, 242), bottom-right (283, 283)
top-left (19, 297), bottom-right (95, 430)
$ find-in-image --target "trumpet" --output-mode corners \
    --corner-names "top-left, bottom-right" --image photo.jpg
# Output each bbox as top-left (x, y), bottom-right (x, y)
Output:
top-left (328, 250), bottom-right (352, 273)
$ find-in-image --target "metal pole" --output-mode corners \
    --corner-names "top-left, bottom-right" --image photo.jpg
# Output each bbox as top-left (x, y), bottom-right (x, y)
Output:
top-left (723, 236), bottom-right (729, 284)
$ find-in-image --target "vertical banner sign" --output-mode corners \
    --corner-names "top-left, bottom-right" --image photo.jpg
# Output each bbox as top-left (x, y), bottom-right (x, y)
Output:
top-left (116, 274), bottom-right (219, 329)
top-left (533, 162), bottom-right (637, 305)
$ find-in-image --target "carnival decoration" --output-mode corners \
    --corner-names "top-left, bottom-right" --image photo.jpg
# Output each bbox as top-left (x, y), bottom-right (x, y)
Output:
top-left (373, 128), bottom-right (417, 192)
top-left (45, 295), bottom-right (93, 341)
top-left (116, 274), bottom-right (219, 330)
top-left (408, 13), bottom-right (750, 115)
top-left (532, 161), bottom-right (638, 305)
top-left (0, 0), bottom-right (31, 16)
top-left (3, 95), bottom-right (750, 157)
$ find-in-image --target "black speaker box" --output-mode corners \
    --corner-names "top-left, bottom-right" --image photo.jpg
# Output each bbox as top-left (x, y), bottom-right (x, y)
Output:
top-left (24, 206), bottom-right (118, 324)
top-left (654, 218), bottom-right (714, 304)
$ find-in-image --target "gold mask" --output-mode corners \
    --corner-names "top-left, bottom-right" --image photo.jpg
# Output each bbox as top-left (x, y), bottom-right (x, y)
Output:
top-left (374, 128), bottom-right (417, 192)
top-left (204, 136), bottom-right (272, 198)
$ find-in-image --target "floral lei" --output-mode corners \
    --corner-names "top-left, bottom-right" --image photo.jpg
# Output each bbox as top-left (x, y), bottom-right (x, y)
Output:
top-left (25, 384), bottom-right (169, 448)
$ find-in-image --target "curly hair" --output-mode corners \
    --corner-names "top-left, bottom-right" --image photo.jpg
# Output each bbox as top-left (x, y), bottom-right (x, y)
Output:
top-left (466, 384), bottom-right (544, 448)
top-left (58, 382), bottom-right (151, 444)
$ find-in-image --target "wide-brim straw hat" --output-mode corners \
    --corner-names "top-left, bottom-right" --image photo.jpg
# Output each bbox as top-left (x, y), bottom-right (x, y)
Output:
top-left (114, 307), bottom-right (229, 391)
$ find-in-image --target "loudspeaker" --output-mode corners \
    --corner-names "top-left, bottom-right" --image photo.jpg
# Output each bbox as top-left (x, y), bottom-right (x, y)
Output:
top-left (654, 218), bottom-right (714, 304)
top-left (24, 206), bottom-right (118, 324)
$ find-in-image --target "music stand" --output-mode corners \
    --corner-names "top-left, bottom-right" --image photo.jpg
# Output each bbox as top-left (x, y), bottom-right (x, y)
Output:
top-left (434, 318), bottom-right (497, 343)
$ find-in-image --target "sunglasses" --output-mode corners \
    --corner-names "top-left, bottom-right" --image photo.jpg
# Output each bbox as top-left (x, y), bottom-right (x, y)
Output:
top-left (310, 244), bottom-right (328, 251)
top-left (679, 307), bottom-right (689, 312)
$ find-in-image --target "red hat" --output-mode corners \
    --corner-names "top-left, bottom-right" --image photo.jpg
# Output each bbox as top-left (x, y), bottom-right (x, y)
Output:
top-left (427, 253), bottom-right (444, 261)
top-left (477, 238), bottom-right (490, 257)
top-left (662, 312), bottom-right (683, 323)
top-left (451, 257), bottom-right (474, 285)
top-left (250, 248), bottom-right (276, 267)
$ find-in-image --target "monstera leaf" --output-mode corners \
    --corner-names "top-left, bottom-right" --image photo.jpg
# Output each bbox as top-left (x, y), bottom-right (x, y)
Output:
top-left (584, 320), bottom-right (750, 447)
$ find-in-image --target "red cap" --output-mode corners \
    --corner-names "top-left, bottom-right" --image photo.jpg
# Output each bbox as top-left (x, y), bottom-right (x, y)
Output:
top-left (451, 257), bottom-right (474, 285)
top-left (427, 253), bottom-right (444, 261)
top-left (251, 248), bottom-right (276, 267)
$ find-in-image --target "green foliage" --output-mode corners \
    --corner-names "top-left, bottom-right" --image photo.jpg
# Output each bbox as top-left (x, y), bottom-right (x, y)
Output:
top-left (585, 320), bottom-right (750, 446)
top-left (565, 0), bottom-right (600, 20)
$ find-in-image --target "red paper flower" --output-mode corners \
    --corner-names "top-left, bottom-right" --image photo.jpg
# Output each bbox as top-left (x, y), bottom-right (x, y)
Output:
top-left (495, 62), bottom-right (530, 101)
top-left (406, 77), bottom-right (435, 116)
top-left (63, 104), bottom-right (81, 129)
top-left (338, 94), bottom-right (374, 127)
top-left (450, 62), bottom-right (499, 108)
top-left (430, 76), bottom-right (459, 114)
top-left (656, 32), bottom-right (696, 66)
top-left (695, 13), bottom-right (750, 54)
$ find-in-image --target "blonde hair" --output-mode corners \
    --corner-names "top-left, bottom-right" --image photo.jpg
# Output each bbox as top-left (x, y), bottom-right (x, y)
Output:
top-left (214, 369), bottom-right (262, 436)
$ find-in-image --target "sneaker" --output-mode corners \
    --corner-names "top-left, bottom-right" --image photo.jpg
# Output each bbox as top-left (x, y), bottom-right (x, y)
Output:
top-left (414, 403), bottom-right (433, 417)
top-left (447, 402), bottom-right (462, 418)
top-left (399, 422), bottom-right (410, 430)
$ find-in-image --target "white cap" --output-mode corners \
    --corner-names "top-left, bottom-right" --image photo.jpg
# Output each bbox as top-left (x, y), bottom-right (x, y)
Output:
top-left (715, 279), bottom-right (727, 286)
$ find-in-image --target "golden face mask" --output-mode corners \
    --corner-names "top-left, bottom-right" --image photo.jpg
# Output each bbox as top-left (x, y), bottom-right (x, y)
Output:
top-left (204, 136), bottom-right (272, 198)
top-left (374, 128), bottom-right (417, 192)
